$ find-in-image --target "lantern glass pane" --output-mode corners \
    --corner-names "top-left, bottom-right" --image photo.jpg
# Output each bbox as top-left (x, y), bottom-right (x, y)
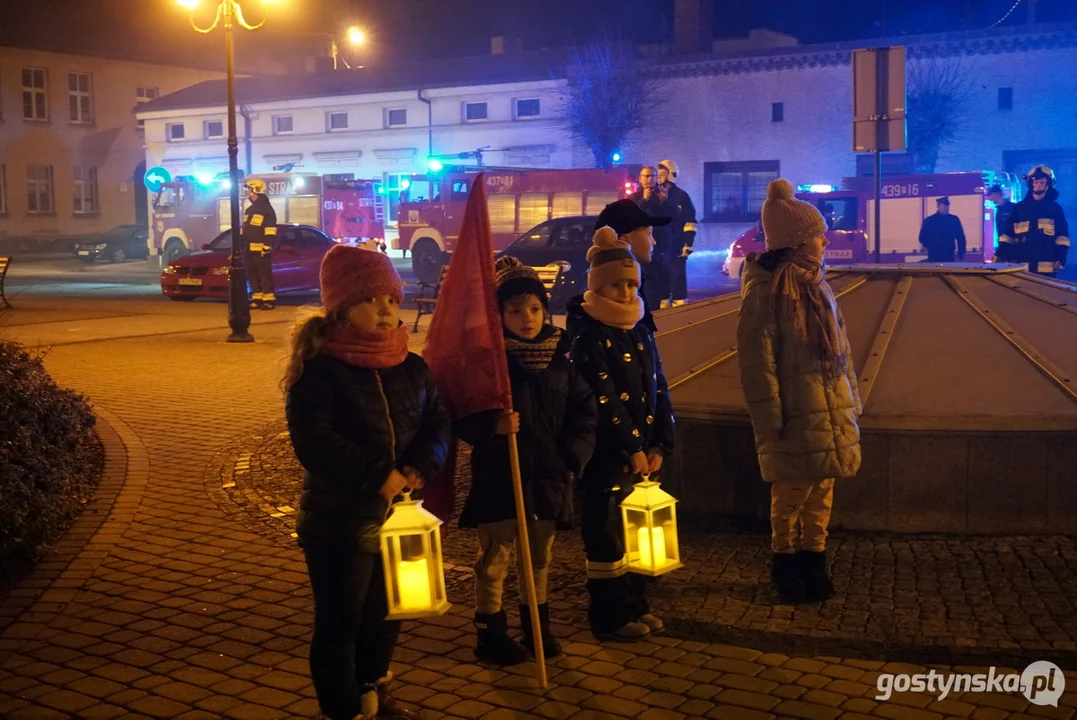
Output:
top-left (652, 505), bottom-right (678, 565)
top-left (394, 532), bottom-right (434, 611)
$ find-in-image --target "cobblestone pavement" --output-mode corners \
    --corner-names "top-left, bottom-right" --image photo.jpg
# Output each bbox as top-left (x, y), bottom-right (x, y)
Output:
top-left (1, 297), bottom-right (1076, 720)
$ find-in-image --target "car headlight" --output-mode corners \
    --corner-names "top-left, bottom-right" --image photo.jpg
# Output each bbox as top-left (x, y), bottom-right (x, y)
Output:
top-left (163, 265), bottom-right (179, 274)
top-left (95, 243), bottom-right (108, 250)
top-left (211, 267), bottom-right (229, 275)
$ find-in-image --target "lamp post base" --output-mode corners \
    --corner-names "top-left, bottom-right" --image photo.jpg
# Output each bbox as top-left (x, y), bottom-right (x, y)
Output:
top-left (226, 331), bottom-right (256, 344)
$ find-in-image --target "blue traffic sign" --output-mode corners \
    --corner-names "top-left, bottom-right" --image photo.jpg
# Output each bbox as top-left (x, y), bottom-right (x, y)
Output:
top-left (143, 166), bottom-right (172, 193)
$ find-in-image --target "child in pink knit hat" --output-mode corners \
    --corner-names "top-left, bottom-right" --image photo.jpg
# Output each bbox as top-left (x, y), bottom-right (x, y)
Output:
top-left (284, 244), bottom-right (451, 720)
top-left (737, 178), bottom-right (862, 606)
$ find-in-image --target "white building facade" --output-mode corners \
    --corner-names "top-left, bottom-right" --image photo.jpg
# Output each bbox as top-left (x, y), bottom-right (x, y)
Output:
top-left (137, 23), bottom-right (1077, 254)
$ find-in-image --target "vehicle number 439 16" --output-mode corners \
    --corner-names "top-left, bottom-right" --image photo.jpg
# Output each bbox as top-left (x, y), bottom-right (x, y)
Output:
top-left (881, 184), bottom-right (921, 198)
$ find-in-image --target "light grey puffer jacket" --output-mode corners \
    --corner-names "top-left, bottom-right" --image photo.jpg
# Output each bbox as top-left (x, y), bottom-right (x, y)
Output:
top-left (736, 259), bottom-right (862, 483)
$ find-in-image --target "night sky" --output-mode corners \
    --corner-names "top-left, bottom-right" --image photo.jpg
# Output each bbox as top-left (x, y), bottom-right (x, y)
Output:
top-left (2, 0), bottom-right (1074, 69)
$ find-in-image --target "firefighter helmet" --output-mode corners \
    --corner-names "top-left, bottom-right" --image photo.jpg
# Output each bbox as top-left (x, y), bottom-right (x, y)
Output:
top-left (244, 178), bottom-right (267, 194)
top-left (1025, 165), bottom-right (1055, 191)
top-left (658, 159), bottom-right (679, 178)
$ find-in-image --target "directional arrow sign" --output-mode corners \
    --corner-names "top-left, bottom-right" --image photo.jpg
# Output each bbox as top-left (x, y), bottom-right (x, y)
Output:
top-left (144, 166), bottom-right (173, 193)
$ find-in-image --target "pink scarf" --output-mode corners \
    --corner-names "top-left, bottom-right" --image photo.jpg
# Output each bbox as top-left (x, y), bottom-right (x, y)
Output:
top-left (582, 290), bottom-right (645, 330)
top-left (324, 323), bottom-right (409, 369)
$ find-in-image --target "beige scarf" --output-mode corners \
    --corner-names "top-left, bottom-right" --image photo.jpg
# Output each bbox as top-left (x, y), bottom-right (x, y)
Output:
top-left (581, 290), bottom-right (645, 330)
top-left (768, 256), bottom-right (847, 379)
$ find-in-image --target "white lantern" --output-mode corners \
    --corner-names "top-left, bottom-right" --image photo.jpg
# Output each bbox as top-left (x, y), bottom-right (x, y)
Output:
top-left (380, 492), bottom-right (451, 620)
top-left (620, 476), bottom-right (683, 577)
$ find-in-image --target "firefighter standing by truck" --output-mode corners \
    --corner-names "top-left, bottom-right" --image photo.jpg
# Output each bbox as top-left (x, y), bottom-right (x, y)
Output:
top-left (998, 166), bottom-right (1070, 276)
top-left (658, 160), bottom-right (698, 307)
top-left (243, 179), bottom-right (278, 310)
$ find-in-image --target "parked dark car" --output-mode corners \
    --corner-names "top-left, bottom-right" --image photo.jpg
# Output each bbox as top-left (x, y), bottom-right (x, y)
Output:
top-left (498, 215), bottom-right (595, 312)
top-left (76, 225), bottom-right (150, 264)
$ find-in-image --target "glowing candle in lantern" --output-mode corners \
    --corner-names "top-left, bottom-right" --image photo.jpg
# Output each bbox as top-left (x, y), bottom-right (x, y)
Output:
top-left (397, 559), bottom-right (431, 610)
top-left (637, 526), bottom-right (667, 569)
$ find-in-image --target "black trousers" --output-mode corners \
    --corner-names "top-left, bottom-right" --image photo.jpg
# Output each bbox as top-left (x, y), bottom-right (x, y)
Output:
top-left (581, 483), bottom-right (650, 634)
top-left (304, 548), bottom-right (401, 720)
top-left (669, 256), bottom-right (688, 302)
top-left (244, 250), bottom-right (275, 300)
top-left (642, 256), bottom-right (671, 310)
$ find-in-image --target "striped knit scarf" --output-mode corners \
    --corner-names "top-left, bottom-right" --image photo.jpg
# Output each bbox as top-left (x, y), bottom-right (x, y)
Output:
top-left (504, 325), bottom-right (562, 374)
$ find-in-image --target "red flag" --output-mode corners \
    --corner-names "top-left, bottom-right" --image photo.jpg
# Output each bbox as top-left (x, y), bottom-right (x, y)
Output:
top-left (422, 175), bottom-right (513, 522)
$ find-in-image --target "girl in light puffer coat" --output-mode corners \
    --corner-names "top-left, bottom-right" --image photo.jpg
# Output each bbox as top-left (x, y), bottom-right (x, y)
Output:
top-left (736, 179), bottom-right (862, 605)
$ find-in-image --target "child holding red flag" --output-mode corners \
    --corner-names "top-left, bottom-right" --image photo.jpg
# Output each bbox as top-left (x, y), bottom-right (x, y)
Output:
top-left (284, 245), bottom-right (451, 720)
top-left (566, 218), bottom-right (676, 641)
top-left (456, 257), bottom-right (597, 666)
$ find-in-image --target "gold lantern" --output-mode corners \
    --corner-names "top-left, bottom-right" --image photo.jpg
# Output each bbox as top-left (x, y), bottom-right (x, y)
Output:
top-left (380, 491), bottom-right (451, 620)
top-left (620, 475), bottom-right (683, 576)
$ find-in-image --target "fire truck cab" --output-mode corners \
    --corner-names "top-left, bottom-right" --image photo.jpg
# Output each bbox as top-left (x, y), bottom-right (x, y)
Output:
top-left (150, 172), bottom-right (384, 265)
top-left (722, 171), bottom-right (1024, 280)
top-left (397, 166), bottom-right (635, 284)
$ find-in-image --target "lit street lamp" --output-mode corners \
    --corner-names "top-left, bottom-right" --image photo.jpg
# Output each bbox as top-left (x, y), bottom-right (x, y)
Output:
top-left (330, 26), bottom-right (367, 69)
top-left (176, 0), bottom-right (273, 343)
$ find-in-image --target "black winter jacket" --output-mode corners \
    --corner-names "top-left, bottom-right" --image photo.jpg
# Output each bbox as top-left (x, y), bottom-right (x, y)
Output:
top-left (564, 297), bottom-right (675, 487)
top-left (457, 328), bottom-right (597, 529)
top-left (1000, 188), bottom-right (1071, 270)
top-left (242, 193), bottom-right (278, 253)
top-left (286, 352), bottom-right (452, 552)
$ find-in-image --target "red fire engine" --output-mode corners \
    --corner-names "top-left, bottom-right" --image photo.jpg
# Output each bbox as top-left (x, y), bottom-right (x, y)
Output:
top-left (397, 166), bottom-right (636, 284)
top-left (722, 171), bottom-right (1024, 279)
top-left (149, 173), bottom-right (385, 264)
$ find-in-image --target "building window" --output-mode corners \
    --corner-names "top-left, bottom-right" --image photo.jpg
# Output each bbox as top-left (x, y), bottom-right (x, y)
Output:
top-left (22, 67), bottom-right (48, 121)
top-left (998, 87), bottom-right (1013, 111)
top-left (327, 111), bottom-right (348, 131)
top-left (26, 165), bottom-right (54, 214)
top-left (73, 166), bottom-right (98, 215)
top-left (771, 102), bottom-right (784, 123)
top-left (204, 120), bottom-right (224, 139)
top-left (167, 123), bottom-right (185, 141)
top-left (68, 72), bottom-right (93, 124)
top-left (273, 115), bottom-right (293, 134)
top-left (702, 160), bottom-right (780, 222)
top-left (464, 102), bottom-right (488, 122)
top-left (0, 165), bottom-right (7, 215)
top-left (136, 86), bottom-right (158, 128)
top-left (386, 108), bottom-right (407, 127)
top-left (515, 98), bottom-right (540, 119)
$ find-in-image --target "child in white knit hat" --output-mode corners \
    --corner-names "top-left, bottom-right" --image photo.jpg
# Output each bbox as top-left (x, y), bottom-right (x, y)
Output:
top-left (565, 225), bottom-right (676, 640)
top-left (736, 178), bottom-right (862, 604)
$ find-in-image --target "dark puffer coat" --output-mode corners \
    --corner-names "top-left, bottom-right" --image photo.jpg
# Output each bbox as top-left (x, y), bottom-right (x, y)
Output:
top-left (286, 352), bottom-right (452, 552)
top-left (457, 328), bottom-right (597, 529)
top-left (565, 297), bottom-right (676, 487)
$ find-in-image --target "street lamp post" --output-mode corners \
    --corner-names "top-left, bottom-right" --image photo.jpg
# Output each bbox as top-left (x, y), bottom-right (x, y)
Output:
top-left (178, 0), bottom-right (270, 343)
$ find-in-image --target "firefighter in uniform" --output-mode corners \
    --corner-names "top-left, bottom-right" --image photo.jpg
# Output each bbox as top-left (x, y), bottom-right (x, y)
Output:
top-left (658, 160), bottom-right (698, 307)
top-left (242, 179), bottom-right (278, 309)
top-left (999, 166), bottom-right (1070, 276)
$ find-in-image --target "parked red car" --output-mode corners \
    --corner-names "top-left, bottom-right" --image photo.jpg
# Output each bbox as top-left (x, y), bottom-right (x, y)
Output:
top-left (161, 225), bottom-right (334, 301)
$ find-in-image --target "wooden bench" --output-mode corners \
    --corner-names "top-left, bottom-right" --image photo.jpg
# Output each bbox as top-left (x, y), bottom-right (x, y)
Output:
top-left (411, 263), bottom-right (564, 332)
top-left (0, 257), bottom-right (11, 309)
top-left (413, 265), bottom-right (448, 332)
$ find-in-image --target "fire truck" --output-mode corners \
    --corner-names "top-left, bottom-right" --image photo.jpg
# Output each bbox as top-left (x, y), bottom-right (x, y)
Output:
top-left (149, 172), bottom-right (385, 264)
top-left (397, 166), bottom-right (637, 284)
top-left (722, 171), bottom-right (1025, 280)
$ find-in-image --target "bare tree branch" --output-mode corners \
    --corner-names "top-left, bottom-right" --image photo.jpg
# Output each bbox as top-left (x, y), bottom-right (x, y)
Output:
top-left (557, 36), bottom-right (665, 168)
top-left (906, 58), bottom-right (974, 173)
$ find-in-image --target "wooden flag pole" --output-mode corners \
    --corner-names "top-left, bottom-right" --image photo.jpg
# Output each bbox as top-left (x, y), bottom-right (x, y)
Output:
top-left (507, 430), bottom-right (548, 689)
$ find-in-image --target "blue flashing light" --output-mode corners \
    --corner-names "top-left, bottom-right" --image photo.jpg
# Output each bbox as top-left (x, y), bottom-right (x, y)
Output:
top-left (294, 177), bottom-right (306, 189)
top-left (612, 151), bottom-right (622, 163)
top-left (797, 183), bottom-right (837, 194)
top-left (374, 183), bottom-right (385, 195)
top-left (220, 179), bottom-right (232, 190)
top-left (195, 172), bottom-right (215, 186)
top-left (427, 158), bottom-right (444, 173)
top-left (400, 178), bottom-right (411, 190)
